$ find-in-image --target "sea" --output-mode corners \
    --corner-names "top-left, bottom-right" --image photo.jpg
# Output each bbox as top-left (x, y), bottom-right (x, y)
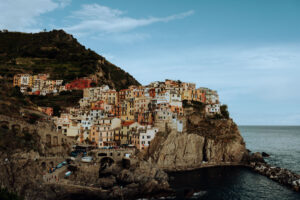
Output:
top-left (166, 126), bottom-right (300, 200)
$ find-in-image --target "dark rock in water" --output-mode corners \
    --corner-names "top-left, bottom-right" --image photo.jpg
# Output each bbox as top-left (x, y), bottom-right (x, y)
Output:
top-left (184, 189), bottom-right (203, 199)
top-left (249, 152), bottom-right (265, 163)
top-left (250, 161), bottom-right (300, 192)
top-left (262, 152), bottom-right (270, 157)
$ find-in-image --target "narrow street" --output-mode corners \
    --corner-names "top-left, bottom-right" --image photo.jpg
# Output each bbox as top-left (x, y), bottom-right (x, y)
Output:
top-left (43, 165), bottom-right (67, 183)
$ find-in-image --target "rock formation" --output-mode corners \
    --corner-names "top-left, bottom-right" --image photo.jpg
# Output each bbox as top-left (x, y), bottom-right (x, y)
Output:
top-left (249, 159), bottom-right (300, 192)
top-left (146, 108), bottom-right (248, 171)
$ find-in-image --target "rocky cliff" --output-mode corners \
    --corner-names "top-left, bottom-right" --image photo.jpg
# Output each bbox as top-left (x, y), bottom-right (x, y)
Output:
top-left (146, 110), bottom-right (248, 171)
top-left (0, 152), bottom-right (171, 200)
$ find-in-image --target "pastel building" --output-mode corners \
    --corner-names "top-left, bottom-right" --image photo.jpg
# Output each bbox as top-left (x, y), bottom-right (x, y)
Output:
top-left (140, 126), bottom-right (159, 150)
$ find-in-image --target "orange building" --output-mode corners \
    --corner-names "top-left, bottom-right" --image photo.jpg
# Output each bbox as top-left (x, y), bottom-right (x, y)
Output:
top-left (91, 100), bottom-right (105, 110)
top-left (38, 106), bottom-right (54, 116)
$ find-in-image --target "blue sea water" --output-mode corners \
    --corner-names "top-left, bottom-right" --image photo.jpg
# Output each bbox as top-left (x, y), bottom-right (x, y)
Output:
top-left (240, 126), bottom-right (300, 174)
top-left (167, 126), bottom-right (300, 200)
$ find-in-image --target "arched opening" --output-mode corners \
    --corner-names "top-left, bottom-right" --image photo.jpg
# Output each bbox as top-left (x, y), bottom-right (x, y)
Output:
top-left (99, 157), bottom-right (115, 177)
top-left (46, 134), bottom-right (51, 147)
top-left (0, 121), bottom-right (9, 129)
top-left (100, 157), bottom-right (114, 168)
top-left (41, 162), bottom-right (46, 170)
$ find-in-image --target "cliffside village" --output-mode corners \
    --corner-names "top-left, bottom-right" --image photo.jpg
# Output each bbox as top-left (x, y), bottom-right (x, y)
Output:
top-left (13, 73), bottom-right (221, 150)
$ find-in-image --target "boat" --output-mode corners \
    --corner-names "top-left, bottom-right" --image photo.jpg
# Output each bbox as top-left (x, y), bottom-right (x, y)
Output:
top-left (65, 171), bottom-right (72, 177)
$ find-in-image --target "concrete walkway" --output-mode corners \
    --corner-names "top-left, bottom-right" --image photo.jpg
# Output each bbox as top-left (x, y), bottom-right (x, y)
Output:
top-left (43, 165), bottom-right (67, 183)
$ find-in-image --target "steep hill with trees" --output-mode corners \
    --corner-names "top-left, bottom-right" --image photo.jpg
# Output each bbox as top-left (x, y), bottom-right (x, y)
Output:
top-left (0, 29), bottom-right (140, 90)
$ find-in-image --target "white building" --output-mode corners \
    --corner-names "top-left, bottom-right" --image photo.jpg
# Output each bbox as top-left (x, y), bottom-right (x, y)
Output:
top-left (140, 126), bottom-right (159, 150)
top-left (205, 104), bottom-right (221, 115)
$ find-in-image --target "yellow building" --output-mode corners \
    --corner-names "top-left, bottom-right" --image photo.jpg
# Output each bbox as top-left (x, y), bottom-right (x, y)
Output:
top-left (181, 89), bottom-right (193, 101)
top-left (89, 125), bottom-right (99, 146)
top-left (114, 128), bottom-right (121, 146)
top-left (106, 90), bottom-right (118, 105)
top-left (13, 74), bottom-right (33, 87)
top-left (121, 99), bottom-right (135, 121)
top-left (120, 121), bottom-right (135, 145)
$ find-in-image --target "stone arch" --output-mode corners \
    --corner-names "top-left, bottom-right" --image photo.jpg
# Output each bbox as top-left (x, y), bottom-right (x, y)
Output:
top-left (46, 134), bottom-right (51, 147)
top-left (0, 121), bottom-right (9, 129)
top-left (99, 157), bottom-right (115, 174)
top-left (53, 136), bottom-right (58, 146)
top-left (11, 124), bottom-right (21, 134)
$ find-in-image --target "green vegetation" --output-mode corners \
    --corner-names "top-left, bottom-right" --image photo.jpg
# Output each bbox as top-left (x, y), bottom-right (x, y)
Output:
top-left (182, 100), bottom-right (205, 112)
top-left (0, 29), bottom-right (139, 90)
top-left (0, 188), bottom-right (23, 200)
top-left (220, 104), bottom-right (230, 119)
top-left (0, 79), bottom-right (33, 117)
top-left (29, 90), bottom-right (83, 116)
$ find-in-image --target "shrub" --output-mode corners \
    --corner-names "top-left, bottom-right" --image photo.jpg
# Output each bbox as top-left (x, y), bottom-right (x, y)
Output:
top-left (220, 104), bottom-right (230, 119)
top-left (0, 188), bottom-right (23, 200)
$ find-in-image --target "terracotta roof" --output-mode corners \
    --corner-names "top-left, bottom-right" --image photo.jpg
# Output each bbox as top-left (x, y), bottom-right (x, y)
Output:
top-left (122, 121), bottom-right (135, 126)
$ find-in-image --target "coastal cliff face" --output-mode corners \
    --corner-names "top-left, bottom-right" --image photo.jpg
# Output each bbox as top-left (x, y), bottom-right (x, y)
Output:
top-left (147, 117), bottom-right (248, 171)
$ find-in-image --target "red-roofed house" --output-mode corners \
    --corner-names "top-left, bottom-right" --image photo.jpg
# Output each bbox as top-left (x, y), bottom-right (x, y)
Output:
top-left (65, 78), bottom-right (94, 90)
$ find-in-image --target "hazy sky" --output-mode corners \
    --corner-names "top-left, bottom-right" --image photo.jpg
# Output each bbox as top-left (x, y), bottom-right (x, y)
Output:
top-left (1, 0), bottom-right (300, 125)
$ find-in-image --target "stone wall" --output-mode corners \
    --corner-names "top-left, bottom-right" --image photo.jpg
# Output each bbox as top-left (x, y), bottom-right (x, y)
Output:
top-left (0, 114), bottom-right (75, 155)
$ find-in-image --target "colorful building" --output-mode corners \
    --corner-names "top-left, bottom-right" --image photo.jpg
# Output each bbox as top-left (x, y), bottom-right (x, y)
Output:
top-left (65, 78), bottom-right (94, 90)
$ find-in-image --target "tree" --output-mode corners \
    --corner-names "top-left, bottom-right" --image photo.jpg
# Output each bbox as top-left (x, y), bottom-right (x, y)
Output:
top-left (90, 82), bottom-right (97, 87)
top-left (10, 86), bottom-right (24, 99)
top-left (220, 105), bottom-right (230, 119)
top-left (53, 105), bottom-right (61, 117)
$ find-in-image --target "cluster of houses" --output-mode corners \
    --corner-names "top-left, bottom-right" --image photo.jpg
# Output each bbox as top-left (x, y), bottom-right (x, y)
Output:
top-left (13, 73), bottom-right (96, 95)
top-left (13, 74), bottom-right (221, 150)
top-left (52, 79), bottom-right (221, 150)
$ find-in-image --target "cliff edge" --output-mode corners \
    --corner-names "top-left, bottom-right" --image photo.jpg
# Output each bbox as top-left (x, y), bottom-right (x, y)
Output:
top-left (146, 107), bottom-right (248, 171)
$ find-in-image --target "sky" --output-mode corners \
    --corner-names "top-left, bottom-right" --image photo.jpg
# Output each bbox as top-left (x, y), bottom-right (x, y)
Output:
top-left (1, 0), bottom-right (300, 125)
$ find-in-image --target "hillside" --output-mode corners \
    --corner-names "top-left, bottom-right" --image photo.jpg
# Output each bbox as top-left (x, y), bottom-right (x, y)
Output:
top-left (0, 29), bottom-right (140, 90)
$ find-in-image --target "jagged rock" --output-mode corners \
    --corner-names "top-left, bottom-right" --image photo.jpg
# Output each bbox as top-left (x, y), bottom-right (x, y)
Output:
top-left (262, 152), bottom-right (270, 157)
top-left (250, 152), bottom-right (265, 163)
top-left (147, 119), bottom-right (248, 171)
top-left (251, 162), bottom-right (300, 192)
top-left (118, 169), bottom-right (135, 184)
top-left (98, 176), bottom-right (116, 189)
